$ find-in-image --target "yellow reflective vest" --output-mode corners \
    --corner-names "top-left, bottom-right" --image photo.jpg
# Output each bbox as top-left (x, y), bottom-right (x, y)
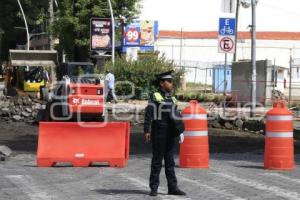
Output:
top-left (153, 92), bottom-right (178, 104)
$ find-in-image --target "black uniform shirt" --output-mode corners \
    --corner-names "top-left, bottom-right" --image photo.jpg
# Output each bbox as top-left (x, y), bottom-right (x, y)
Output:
top-left (144, 89), bottom-right (174, 134)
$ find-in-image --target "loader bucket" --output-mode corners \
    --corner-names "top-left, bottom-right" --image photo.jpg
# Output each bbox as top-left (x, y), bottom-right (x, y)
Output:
top-left (37, 122), bottom-right (130, 168)
top-left (9, 50), bottom-right (58, 67)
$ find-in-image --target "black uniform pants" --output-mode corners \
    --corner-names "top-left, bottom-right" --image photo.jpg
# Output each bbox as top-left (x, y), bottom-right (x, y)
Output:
top-left (149, 125), bottom-right (178, 191)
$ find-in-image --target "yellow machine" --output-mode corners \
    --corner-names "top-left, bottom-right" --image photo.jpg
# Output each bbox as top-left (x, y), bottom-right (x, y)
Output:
top-left (24, 80), bottom-right (45, 92)
top-left (6, 50), bottom-right (57, 94)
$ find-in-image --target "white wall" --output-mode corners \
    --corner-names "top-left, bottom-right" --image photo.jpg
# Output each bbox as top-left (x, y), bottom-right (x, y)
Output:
top-left (157, 38), bottom-right (300, 67)
top-left (140, 0), bottom-right (300, 93)
top-left (156, 38), bottom-right (300, 85)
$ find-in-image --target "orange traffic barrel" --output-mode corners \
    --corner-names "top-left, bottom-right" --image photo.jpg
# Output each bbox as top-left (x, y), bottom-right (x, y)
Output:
top-left (264, 100), bottom-right (295, 170)
top-left (179, 100), bottom-right (209, 168)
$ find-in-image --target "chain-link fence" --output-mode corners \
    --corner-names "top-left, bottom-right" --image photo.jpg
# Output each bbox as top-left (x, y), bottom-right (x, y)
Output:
top-left (289, 58), bottom-right (300, 106)
top-left (156, 44), bottom-right (300, 107)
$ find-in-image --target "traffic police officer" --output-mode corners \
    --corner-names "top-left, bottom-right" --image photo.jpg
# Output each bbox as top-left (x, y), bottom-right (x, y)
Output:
top-left (144, 70), bottom-right (186, 197)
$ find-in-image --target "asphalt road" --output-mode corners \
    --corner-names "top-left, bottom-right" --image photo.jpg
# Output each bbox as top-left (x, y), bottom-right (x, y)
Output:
top-left (0, 122), bottom-right (300, 200)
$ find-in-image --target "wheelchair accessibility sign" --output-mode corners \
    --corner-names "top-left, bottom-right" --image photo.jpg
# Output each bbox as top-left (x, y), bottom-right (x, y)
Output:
top-left (218, 16), bottom-right (236, 53)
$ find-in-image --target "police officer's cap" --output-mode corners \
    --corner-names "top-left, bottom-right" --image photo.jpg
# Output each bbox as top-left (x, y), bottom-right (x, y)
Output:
top-left (152, 70), bottom-right (174, 86)
top-left (156, 70), bottom-right (174, 81)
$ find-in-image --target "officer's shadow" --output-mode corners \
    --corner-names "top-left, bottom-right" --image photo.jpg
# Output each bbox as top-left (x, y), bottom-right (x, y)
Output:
top-left (93, 189), bottom-right (150, 196)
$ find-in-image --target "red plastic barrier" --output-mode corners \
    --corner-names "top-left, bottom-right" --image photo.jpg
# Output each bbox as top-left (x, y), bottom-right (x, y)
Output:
top-left (37, 122), bottom-right (130, 168)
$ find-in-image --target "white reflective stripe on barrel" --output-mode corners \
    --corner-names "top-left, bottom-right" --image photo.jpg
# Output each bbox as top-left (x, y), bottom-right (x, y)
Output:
top-left (266, 131), bottom-right (293, 138)
top-left (183, 131), bottom-right (208, 137)
top-left (267, 115), bottom-right (293, 121)
top-left (182, 114), bottom-right (207, 120)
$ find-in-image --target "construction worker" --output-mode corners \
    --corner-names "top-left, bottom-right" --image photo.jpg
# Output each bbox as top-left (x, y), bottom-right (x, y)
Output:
top-left (144, 70), bottom-right (186, 197)
top-left (105, 69), bottom-right (118, 103)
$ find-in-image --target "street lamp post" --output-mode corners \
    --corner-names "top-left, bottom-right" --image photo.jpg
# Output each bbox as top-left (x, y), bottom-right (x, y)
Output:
top-left (233, 0), bottom-right (240, 62)
top-left (107, 0), bottom-right (115, 68)
top-left (17, 0), bottom-right (30, 50)
top-left (250, 0), bottom-right (257, 117)
top-left (240, 0), bottom-right (257, 117)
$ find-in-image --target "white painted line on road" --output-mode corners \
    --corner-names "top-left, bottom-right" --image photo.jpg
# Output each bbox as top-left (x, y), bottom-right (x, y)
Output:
top-left (178, 175), bottom-right (246, 200)
top-left (263, 173), bottom-right (300, 184)
top-left (120, 173), bottom-right (191, 200)
top-left (120, 174), bottom-right (148, 188)
top-left (213, 172), bottom-right (300, 200)
top-left (6, 175), bottom-right (54, 200)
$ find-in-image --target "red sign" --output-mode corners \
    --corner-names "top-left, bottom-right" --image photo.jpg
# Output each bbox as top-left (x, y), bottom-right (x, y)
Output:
top-left (218, 36), bottom-right (235, 53)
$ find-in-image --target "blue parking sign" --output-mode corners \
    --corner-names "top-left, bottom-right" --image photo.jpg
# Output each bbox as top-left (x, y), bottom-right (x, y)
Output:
top-left (219, 18), bottom-right (236, 36)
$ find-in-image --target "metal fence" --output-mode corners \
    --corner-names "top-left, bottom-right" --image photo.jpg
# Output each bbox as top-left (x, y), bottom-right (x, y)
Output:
top-left (166, 57), bottom-right (300, 106)
top-left (156, 41), bottom-right (300, 103)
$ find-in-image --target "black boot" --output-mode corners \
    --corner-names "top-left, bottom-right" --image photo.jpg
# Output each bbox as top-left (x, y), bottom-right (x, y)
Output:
top-left (168, 188), bottom-right (186, 196)
top-left (149, 190), bottom-right (158, 196)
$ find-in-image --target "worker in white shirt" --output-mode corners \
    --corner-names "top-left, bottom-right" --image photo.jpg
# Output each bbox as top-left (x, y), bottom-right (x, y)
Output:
top-left (105, 69), bottom-right (118, 103)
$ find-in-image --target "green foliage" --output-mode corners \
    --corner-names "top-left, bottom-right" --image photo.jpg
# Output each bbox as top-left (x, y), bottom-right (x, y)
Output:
top-left (52, 0), bottom-right (141, 61)
top-left (176, 91), bottom-right (225, 104)
top-left (0, 0), bottom-right (141, 61)
top-left (104, 54), bottom-right (185, 100)
top-left (289, 101), bottom-right (300, 108)
top-left (0, 0), bottom-right (48, 29)
top-left (0, 0), bottom-right (48, 60)
top-left (186, 82), bottom-right (205, 88)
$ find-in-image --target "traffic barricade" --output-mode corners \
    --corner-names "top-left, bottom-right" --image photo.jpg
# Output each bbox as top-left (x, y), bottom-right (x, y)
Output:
top-left (179, 100), bottom-right (209, 168)
top-left (264, 100), bottom-right (295, 170)
top-left (37, 122), bottom-right (130, 168)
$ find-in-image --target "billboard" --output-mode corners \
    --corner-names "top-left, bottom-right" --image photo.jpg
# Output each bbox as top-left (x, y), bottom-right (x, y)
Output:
top-left (90, 18), bottom-right (112, 51)
top-left (124, 21), bottom-right (141, 46)
top-left (140, 20), bottom-right (156, 46)
top-left (123, 20), bottom-right (158, 52)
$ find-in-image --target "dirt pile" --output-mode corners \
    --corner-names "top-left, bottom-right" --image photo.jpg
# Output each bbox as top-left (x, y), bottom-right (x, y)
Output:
top-left (208, 114), bottom-right (265, 134)
top-left (0, 96), bottom-right (45, 124)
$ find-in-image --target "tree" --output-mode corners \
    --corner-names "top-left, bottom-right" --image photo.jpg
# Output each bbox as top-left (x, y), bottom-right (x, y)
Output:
top-left (104, 54), bottom-right (185, 100)
top-left (0, 0), bottom-right (48, 60)
top-left (52, 0), bottom-right (141, 62)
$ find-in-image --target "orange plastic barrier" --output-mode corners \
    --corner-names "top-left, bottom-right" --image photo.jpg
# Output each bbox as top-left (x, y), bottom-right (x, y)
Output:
top-left (37, 122), bottom-right (130, 168)
top-left (179, 100), bottom-right (209, 168)
top-left (264, 100), bottom-right (295, 170)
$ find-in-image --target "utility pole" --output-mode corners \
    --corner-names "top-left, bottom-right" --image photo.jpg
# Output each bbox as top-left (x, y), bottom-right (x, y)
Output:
top-left (17, 0), bottom-right (30, 50)
top-left (289, 49), bottom-right (293, 107)
top-left (250, 0), bottom-right (257, 117)
top-left (179, 28), bottom-right (186, 91)
top-left (223, 53), bottom-right (228, 116)
top-left (49, 0), bottom-right (54, 50)
top-left (179, 28), bottom-right (183, 67)
top-left (107, 0), bottom-right (115, 68)
top-left (233, 0), bottom-right (240, 61)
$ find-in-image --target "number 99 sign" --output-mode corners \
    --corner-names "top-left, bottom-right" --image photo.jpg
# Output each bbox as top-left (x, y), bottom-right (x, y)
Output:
top-left (126, 28), bottom-right (139, 42)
